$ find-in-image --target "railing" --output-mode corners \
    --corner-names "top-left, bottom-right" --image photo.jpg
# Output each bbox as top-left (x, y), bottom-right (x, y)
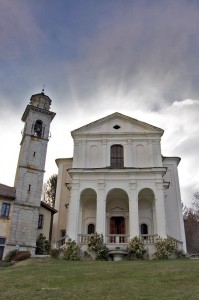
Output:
top-left (77, 234), bottom-right (130, 244)
top-left (56, 234), bottom-right (183, 249)
top-left (106, 235), bottom-right (130, 244)
top-left (78, 234), bottom-right (89, 244)
top-left (78, 234), bottom-right (158, 245)
top-left (54, 235), bottom-right (68, 248)
top-left (141, 234), bottom-right (158, 244)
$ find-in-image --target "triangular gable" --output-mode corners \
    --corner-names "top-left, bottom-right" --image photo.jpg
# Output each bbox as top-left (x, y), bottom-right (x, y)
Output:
top-left (71, 112), bottom-right (164, 137)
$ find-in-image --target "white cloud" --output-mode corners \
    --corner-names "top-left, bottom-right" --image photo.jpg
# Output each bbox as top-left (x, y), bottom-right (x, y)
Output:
top-left (0, 0), bottom-right (199, 208)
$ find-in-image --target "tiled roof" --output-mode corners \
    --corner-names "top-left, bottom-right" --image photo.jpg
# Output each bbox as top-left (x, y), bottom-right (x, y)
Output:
top-left (0, 183), bottom-right (16, 199)
top-left (41, 201), bottom-right (57, 214)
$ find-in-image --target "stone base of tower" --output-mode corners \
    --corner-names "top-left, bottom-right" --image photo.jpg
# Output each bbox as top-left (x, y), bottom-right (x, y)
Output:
top-left (4, 203), bottom-right (40, 259)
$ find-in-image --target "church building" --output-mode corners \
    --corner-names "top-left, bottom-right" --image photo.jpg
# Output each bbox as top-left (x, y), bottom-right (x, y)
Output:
top-left (1, 92), bottom-right (186, 259)
top-left (52, 112), bottom-right (187, 255)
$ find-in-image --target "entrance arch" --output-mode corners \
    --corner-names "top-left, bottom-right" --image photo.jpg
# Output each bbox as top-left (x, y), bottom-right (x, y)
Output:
top-left (106, 188), bottom-right (129, 243)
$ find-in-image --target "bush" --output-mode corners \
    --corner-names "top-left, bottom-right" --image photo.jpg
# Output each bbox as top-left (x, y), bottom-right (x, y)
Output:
top-left (3, 250), bottom-right (17, 262)
top-left (63, 238), bottom-right (81, 260)
top-left (15, 251), bottom-right (31, 261)
top-left (3, 250), bottom-right (31, 262)
top-left (50, 249), bottom-right (60, 259)
top-left (0, 261), bottom-right (13, 267)
top-left (128, 236), bottom-right (145, 259)
top-left (154, 237), bottom-right (177, 259)
top-left (36, 233), bottom-right (51, 255)
top-left (87, 233), bottom-right (109, 260)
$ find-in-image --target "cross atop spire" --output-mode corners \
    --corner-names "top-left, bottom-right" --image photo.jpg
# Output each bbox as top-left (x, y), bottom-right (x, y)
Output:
top-left (42, 84), bottom-right (46, 93)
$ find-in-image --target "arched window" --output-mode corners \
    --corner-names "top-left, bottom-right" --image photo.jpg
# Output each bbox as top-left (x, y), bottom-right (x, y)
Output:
top-left (33, 120), bottom-right (43, 137)
top-left (110, 145), bottom-right (124, 168)
top-left (87, 223), bottom-right (95, 234)
top-left (140, 223), bottom-right (148, 235)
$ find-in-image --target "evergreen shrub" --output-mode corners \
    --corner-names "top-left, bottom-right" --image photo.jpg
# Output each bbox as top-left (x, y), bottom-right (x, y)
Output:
top-left (154, 237), bottom-right (177, 259)
top-left (63, 238), bottom-right (81, 260)
top-left (128, 236), bottom-right (145, 259)
top-left (87, 233), bottom-right (109, 260)
top-left (36, 233), bottom-right (51, 255)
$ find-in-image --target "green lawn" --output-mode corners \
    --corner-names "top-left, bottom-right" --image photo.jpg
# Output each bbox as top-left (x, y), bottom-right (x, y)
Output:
top-left (0, 258), bottom-right (199, 300)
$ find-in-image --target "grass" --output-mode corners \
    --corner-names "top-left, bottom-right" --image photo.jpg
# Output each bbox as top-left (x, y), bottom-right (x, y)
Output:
top-left (1, 258), bottom-right (199, 299)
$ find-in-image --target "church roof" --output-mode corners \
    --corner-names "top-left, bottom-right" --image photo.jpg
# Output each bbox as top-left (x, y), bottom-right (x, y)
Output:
top-left (0, 184), bottom-right (16, 199)
top-left (71, 112), bottom-right (164, 137)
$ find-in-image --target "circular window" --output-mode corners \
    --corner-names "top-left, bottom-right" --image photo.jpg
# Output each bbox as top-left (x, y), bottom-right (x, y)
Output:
top-left (113, 125), bottom-right (120, 130)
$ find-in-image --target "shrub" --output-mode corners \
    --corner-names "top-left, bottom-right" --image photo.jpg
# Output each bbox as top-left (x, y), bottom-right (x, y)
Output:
top-left (36, 233), bottom-right (51, 255)
top-left (0, 261), bottom-right (13, 267)
top-left (128, 236), bottom-right (145, 259)
top-left (154, 237), bottom-right (177, 259)
top-left (15, 251), bottom-right (31, 261)
top-left (87, 233), bottom-right (109, 260)
top-left (63, 238), bottom-right (81, 260)
top-left (3, 250), bottom-right (17, 262)
top-left (50, 248), bottom-right (60, 259)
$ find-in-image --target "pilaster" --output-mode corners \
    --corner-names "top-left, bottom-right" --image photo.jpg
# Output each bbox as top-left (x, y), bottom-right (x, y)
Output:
top-left (96, 180), bottom-right (106, 238)
top-left (129, 180), bottom-right (139, 238)
top-left (67, 180), bottom-right (80, 241)
top-left (155, 181), bottom-right (167, 237)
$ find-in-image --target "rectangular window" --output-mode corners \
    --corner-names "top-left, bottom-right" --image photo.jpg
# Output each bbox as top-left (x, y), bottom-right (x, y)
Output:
top-left (0, 238), bottom-right (6, 245)
top-left (1, 203), bottom-right (10, 217)
top-left (38, 214), bottom-right (44, 229)
top-left (110, 145), bottom-right (124, 168)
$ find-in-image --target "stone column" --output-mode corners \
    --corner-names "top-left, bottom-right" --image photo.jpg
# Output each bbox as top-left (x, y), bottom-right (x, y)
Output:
top-left (129, 181), bottom-right (139, 238)
top-left (155, 181), bottom-right (167, 238)
top-left (96, 180), bottom-right (106, 240)
top-left (67, 180), bottom-right (80, 241)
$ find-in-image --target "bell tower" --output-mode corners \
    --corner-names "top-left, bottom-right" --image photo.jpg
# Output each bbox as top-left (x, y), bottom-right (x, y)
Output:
top-left (5, 91), bottom-right (56, 256)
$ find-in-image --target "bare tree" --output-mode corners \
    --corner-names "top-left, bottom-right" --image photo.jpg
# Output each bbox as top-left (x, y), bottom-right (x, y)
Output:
top-left (42, 174), bottom-right (57, 207)
top-left (184, 193), bottom-right (199, 254)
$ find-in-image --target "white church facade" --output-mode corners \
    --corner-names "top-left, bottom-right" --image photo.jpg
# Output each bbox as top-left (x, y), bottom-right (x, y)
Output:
top-left (52, 112), bottom-right (187, 255)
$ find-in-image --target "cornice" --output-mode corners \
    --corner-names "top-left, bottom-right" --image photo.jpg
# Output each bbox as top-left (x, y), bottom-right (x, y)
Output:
top-left (21, 105), bottom-right (56, 122)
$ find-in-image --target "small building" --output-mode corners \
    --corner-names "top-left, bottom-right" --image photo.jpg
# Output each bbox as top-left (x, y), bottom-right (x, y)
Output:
top-left (0, 182), bottom-right (57, 260)
top-left (38, 201), bottom-right (57, 241)
top-left (0, 184), bottom-right (15, 260)
top-left (52, 112), bottom-right (186, 256)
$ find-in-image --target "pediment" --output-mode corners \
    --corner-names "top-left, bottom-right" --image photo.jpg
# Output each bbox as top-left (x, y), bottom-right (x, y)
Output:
top-left (71, 112), bottom-right (163, 137)
top-left (109, 206), bottom-right (125, 211)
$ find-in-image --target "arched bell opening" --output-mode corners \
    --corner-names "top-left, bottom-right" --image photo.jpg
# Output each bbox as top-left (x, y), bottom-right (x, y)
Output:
top-left (32, 119), bottom-right (43, 137)
top-left (106, 188), bottom-right (129, 244)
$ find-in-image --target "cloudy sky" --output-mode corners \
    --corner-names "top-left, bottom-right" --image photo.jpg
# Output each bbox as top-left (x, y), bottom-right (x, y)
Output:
top-left (0, 0), bottom-right (199, 206)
